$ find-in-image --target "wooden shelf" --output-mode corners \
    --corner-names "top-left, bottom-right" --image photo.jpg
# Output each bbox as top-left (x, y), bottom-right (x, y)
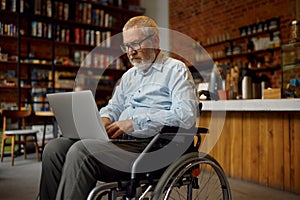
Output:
top-left (203, 28), bottom-right (280, 48)
top-left (0, 60), bottom-right (18, 65)
top-left (211, 47), bottom-right (280, 61)
top-left (0, 85), bottom-right (32, 89)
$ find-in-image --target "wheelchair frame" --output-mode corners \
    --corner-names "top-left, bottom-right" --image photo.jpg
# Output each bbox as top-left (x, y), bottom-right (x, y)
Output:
top-left (87, 104), bottom-right (232, 200)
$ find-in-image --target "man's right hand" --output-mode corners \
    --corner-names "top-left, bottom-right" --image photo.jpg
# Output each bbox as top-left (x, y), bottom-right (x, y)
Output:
top-left (101, 117), bottom-right (111, 129)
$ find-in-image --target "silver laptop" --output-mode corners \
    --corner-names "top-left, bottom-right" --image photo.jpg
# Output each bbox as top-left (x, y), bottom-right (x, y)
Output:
top-left (47, 90), bottom-right (109, 141)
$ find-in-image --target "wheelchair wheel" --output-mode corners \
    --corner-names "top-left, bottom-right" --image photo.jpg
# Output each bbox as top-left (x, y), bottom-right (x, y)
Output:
top-left (152, 152), bottom-right (232, 200)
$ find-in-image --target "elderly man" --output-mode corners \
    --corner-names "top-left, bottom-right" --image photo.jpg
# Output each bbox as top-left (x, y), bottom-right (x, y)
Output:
top-left (39, 16), bottom-right (198, 200)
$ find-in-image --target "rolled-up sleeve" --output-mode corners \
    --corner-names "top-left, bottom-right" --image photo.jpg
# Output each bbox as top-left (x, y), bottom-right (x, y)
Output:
top-left (99, 82), bottom-right (125, 123)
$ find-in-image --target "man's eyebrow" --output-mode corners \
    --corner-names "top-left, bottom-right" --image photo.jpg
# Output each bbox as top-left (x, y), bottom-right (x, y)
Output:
top-left (124, 40), bottom-right (140, 45)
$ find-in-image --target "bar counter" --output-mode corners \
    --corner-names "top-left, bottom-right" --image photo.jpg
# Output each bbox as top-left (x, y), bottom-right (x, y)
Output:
top-left (201, 98), bottom-right (300, 111)
top-left (198, 99), bottom-right (300, 194)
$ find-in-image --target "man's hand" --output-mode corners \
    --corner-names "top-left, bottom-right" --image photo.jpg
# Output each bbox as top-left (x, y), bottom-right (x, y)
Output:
top-left (101, 117), bottom-right (111, 129)
top-left (106, 120), bottom-right (134, 139)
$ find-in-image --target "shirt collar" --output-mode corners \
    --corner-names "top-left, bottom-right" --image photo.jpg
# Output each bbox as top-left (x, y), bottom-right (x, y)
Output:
top-left (151, 51), bottom-right (168, 72)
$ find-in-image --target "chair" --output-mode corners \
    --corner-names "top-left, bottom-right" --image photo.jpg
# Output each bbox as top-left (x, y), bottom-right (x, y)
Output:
top-left (87, 103), bottom-right (232, 200)
top-left (0, 110), bottom-right (39, 166)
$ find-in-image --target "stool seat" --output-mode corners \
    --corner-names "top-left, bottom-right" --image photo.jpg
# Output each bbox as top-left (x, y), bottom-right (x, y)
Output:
top-left (5, 129), bottom-right (39, 135)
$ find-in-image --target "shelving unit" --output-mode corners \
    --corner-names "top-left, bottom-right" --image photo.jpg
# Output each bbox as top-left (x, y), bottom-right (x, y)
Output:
top-left (0, 0), bottom-right (143, 111)
top-left (194, 19), bottom-right (282, 100)
top-left (202, 27), bottom-right (281, 68)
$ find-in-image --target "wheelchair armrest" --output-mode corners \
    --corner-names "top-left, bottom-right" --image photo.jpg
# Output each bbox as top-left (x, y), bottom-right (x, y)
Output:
top-left (160, 126), bottom-right (179, 134)
top-left (197, 127), bottom-right (209, 134)
top-left (160, 126), bottom-right (208, 152)
top-left (159, 126), bottom-right (196, 142)
top-left (160, 126), bottom-right (209, 135)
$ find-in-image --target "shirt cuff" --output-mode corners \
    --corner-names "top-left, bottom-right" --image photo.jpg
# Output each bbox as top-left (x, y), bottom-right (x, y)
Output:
top-left (133, 116), bottom-right (151, 132)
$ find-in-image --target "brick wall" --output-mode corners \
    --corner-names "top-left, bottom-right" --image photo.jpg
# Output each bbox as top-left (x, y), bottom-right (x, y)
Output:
top-left (169, 0), bottom-right (298, 89)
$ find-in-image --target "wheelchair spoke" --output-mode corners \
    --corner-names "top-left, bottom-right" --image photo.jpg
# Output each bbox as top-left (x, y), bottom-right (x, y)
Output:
top-left (153, 153), bottom-right (231, 200)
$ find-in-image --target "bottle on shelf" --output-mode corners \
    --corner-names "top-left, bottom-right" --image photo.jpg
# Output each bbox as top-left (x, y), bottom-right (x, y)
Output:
top-left (289, 20), bottom-right (300, 43)
top-left (242, 63), bottom-right (253, 99)
top-left (208, 64), bottom-right (224, 100)
top-left (247, 38), bottom-right (254, 53)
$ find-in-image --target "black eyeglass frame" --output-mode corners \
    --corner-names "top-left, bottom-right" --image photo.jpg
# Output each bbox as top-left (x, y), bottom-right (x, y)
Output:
top-left (120, 34), bottom-right (154, 53)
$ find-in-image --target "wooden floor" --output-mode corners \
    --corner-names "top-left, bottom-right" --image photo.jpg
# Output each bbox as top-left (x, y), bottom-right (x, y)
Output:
top-left (229, 178), bottom-right (300, 200)
top-left (0, 153), bottom-right (300, 200)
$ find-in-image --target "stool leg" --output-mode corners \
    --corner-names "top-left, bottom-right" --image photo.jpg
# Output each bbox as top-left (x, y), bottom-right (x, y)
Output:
top-left (11, 136), bottom-right (15, 166)
top-left (23, 135), bottom-right (27, 160)
top-left (34, 134), bottom-right (39, 161)
top-left (40, 123), bottom-right (47, 159)
top-left (0, 136), bottom-right (6, 162)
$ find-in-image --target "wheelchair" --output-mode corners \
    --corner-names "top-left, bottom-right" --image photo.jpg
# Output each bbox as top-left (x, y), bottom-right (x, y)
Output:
top-left (87, 104), bottom-right (232, 200)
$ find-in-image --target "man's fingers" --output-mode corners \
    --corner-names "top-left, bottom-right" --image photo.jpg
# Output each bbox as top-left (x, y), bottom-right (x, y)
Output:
top-left (106, 120), bottom-right (132, 138)
top-left (111, 129), bottom-right (124, 139)
top-left (106, 123), bottom-right (119, 137)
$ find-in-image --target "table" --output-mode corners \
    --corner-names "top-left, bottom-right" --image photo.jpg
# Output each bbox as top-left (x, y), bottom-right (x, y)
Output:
top-left (34, 111), bottom-right (58, 156)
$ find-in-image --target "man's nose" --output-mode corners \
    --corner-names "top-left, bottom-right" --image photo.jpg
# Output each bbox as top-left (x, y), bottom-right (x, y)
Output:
top-left (128, 47), bottom-right (137, 55)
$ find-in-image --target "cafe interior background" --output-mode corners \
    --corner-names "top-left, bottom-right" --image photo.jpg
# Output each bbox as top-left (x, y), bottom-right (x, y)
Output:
top-left (0, 0), bottom-right (299, 198)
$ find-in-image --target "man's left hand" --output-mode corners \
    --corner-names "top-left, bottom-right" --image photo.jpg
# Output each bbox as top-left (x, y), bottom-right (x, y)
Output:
top-left (106, 120), bottom-right (134, 139)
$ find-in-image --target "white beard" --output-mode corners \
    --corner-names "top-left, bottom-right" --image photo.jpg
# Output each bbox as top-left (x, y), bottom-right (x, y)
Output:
top-left (130, 50), bottom-right (156, 72)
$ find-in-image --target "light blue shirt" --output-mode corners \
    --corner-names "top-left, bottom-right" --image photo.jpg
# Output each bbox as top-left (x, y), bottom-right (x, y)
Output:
top-left (100, 51), bottom-right (198, 138)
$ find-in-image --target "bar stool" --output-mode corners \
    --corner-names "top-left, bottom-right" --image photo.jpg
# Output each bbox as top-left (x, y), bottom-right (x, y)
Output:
top-left (0, 110), bottom-right (39, 166)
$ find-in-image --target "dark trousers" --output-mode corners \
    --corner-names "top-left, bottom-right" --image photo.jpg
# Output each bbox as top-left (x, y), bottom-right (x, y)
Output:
top-left (39, 137), bottom-right (149, 200)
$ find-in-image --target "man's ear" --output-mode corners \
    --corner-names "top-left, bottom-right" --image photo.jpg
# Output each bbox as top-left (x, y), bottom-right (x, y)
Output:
top-left (153, 34), bottom-right (160, 48)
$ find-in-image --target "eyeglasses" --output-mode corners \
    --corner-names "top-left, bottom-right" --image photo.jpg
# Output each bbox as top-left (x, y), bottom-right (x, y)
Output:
top-left (120, 34), bottom-right (154, 53)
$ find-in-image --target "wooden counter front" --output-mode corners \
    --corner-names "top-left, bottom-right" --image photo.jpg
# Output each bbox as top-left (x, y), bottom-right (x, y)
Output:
top-left (198, 100), bottom-right (300, 194)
